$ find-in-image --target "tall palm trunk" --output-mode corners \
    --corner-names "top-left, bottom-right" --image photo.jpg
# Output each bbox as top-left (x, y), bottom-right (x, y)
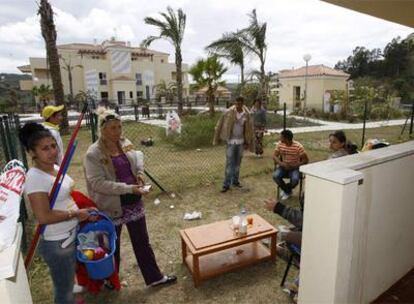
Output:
top-left (208, 84), bottom-right (215, 116)
top-left (240, 62), bottom-right (245, 90)
top-left (38, 0), bottom-right (68, 132)
top-left (176, 47), bottom-right (183, 115)
top-left (259, 53), bottom-right (266, 102)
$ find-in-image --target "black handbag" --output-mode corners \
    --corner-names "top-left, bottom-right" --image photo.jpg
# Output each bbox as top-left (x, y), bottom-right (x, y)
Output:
top-left (120, 193), bottom-right (141, 206)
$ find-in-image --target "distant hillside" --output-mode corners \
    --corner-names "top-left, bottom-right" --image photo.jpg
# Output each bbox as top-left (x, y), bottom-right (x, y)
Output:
top-left (0, 73), bottom-right (33, 107)
top-left (0, 73), bottom-right (31, 88)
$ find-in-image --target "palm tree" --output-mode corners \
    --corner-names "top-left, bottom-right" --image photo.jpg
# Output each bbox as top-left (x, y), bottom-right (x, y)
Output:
top-left (154, 80), bottom-right (177, 104)
top-left (31, 84), bottom-right (53, 106)
top-left (237, 9), bottom-right (267, 101)
top-left (206, 33), bottom-right (246, 90)
top-left (38, 0), bottom-right (68, 131)
top-left (61, 56), bottom-right (82, 106)
top-left (189, 56), bottom-right (227, 116)
top-left (141, 7), bottom-right (186, 115)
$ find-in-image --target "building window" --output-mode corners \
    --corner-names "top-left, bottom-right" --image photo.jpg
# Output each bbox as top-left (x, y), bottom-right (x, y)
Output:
top-left (135, 73), bottom-right (142, 86)
top-left (129, 91), bottom-right (133, 99)
top-left (99, 72), bottom-right (107, 85)
top-left (101, 92), bottom-right (109, 102)
top-left (161, 59), bottom-right (164, 63)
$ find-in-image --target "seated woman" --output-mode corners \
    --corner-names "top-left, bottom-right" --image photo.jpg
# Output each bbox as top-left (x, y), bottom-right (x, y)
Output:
top-left (329, 130), bottom-right (358, 158)
top-left (83, 107), bottom-right (176, 288)
top-left (20, 123), bottom-right (96, 304)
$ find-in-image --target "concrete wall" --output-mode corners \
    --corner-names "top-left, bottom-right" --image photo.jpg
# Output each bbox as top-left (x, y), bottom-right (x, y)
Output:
top-left (299, 141), bottom-right (414, 303)
top-left (279, 76), bottom-right (347, 111)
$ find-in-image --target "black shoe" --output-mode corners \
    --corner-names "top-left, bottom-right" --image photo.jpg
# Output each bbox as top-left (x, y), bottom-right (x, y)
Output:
top-left (104, 280), bottom-right (115, 290)
top-left (151, 275), bottom-right (177, 287)
top-left (220, 186), bottom-right (230, 193)
top-left (232, 183), bottom-right (242, 188)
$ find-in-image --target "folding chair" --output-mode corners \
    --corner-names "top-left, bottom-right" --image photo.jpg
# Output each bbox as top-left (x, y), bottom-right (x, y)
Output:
top-left (280, 242), bottom-right (301, 287)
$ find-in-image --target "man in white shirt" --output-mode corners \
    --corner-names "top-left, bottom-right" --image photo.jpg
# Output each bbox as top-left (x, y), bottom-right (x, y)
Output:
top-left (213, 97), bottom-right (255, 192)
top-left (41, 105), bottom-right (65, 165)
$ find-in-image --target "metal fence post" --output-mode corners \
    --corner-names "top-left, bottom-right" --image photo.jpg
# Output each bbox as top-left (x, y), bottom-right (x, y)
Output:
top-left (14, 115), bottom-right (28, 169)
top-left (4, 115), bottom-right (17, 160)
top-left (409, 100), bottom-right (414, 136)
top-left (0, 117), bottom-right (11, 162)
top-left (361, 99), bottom-right (368, 148)
top-left (283, 102), bottom-right (287, 130)
top-left (134, 104), bottom-right (138, 121)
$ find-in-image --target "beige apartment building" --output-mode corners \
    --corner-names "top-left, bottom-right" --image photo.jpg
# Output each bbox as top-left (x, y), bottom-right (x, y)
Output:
top-left (18, 39), bottom-right (189, 106)
top-left (278, 64), bottom-right (349, 112)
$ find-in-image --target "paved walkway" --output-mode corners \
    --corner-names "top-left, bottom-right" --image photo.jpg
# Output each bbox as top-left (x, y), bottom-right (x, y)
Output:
top-left (266, 115), bottom-right (408, 135)
top-left (17, 109), bottom-right (408, 133)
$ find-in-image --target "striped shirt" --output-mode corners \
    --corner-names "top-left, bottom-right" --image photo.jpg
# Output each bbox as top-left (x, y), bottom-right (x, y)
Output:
top-left (275, 140), bottom-right (305, 165)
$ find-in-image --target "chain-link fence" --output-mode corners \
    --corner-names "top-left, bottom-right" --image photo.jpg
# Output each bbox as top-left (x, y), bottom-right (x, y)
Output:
top-left (86, 104), bottom-right (227, 192)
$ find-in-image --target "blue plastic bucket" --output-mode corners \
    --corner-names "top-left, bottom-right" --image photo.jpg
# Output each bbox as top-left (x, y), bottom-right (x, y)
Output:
top-left (76, 212), bottom-right (117, 280)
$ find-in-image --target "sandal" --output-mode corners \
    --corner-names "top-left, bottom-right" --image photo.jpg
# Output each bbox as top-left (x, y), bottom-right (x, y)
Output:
top-left (150, 275), bottom-right (177, 287)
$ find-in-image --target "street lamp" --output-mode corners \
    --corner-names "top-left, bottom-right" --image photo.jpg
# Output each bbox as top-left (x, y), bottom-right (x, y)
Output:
top-left (303, 54), bottom-right (311, 120)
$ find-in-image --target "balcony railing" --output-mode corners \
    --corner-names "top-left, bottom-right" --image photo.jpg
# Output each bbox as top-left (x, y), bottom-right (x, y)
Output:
top-left (100, 79), bottom-right (107, 85)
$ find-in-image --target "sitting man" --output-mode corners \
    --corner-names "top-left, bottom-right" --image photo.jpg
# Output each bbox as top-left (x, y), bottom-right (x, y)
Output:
top-left (272, 129), bottom-right (308, 200)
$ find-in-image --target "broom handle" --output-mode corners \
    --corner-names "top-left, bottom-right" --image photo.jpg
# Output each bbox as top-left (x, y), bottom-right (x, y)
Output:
top-left (24, 103), bottom-right (88, 269)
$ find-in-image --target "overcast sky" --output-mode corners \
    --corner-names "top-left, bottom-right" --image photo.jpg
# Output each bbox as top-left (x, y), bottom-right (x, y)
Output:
top-left (0, 0), bottom-right (412, 81)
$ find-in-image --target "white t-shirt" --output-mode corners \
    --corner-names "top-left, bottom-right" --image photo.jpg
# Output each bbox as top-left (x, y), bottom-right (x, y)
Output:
top-left (24, 167), bottom-right (79, 241)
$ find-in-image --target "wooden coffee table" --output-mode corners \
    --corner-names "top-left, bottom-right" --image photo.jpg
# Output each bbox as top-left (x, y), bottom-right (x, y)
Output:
top-left (180, 214), bottom-right (277, 286)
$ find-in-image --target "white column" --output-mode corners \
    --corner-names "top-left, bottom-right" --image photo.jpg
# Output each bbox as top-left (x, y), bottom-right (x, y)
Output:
top-left (0, 224), bottom-right (33, 304)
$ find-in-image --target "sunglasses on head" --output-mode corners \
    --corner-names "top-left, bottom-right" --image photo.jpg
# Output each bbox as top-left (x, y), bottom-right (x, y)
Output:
top-left (101, 114), bottom-right (119, 126)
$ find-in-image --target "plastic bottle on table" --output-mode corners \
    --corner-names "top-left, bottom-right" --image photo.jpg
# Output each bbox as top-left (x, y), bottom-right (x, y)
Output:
top-left (239, 208), bottom-right (248, 235)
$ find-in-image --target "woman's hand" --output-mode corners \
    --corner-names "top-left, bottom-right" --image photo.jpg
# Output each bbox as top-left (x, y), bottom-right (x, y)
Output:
top-left (77, 208), bottom-right (98, 222)
top-left (132, 186), bottom-right (147, 195)
top-left (136, 175), bottom-right (145, 187)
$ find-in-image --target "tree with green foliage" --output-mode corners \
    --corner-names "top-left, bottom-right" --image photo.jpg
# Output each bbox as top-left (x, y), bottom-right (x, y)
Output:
top-left (189, 56), bottom-right (227, 116)
top-left (237, 9), bottom-right (267, 101)
top-left (206, 32), bottom-right (246, 90)
top-left (31, 84), bottom-right (53, 104)
top-left (154, 80), bottom-right (177, 104)
top-left (141, 7), bottom-right (186, 115)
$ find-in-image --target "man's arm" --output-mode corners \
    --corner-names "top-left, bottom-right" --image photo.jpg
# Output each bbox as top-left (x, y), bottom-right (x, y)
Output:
top-left (299, 151), bottom-right (309, 166)
top-left (272, 148), bottom-right (282, 165)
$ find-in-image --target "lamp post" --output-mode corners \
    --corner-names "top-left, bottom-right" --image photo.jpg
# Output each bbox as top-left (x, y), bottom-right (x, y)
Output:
top-left (303, 54), bottom-right (311, 120)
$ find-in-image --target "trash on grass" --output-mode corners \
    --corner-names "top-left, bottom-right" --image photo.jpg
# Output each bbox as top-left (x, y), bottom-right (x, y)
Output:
top-left (154, 198), bottom-right (161, 205)
top-left (183, 211), bottom-right (202, 220)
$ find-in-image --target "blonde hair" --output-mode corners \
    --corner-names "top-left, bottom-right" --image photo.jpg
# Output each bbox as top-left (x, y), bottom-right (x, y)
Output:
top-left (96, 107), bottom-right (121, 136)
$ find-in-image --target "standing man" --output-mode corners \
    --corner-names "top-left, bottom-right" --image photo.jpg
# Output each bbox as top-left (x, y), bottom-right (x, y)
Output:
top-left (272, 129), bottom-right (308, 200)
top-left (41, 105), bottom-right (65, 165)
top-left (213, 96), bottom-right (254, 193)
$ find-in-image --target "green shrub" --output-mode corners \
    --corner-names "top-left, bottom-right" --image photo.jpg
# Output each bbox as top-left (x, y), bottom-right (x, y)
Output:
top-left (159, 113), bottom-right (220, 150)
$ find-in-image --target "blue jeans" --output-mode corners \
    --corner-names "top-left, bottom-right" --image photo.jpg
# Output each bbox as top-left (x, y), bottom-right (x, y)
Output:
top-left (39, 238), bottom-right (76, 304)
top-left (223, 143), bottom-right (244, 188)
top-left (272, 167), bottom-right (300, 195)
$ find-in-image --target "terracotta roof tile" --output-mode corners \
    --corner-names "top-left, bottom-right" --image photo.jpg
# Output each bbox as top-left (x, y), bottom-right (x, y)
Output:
top-left (279, 64), bottom-right (349, 78)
